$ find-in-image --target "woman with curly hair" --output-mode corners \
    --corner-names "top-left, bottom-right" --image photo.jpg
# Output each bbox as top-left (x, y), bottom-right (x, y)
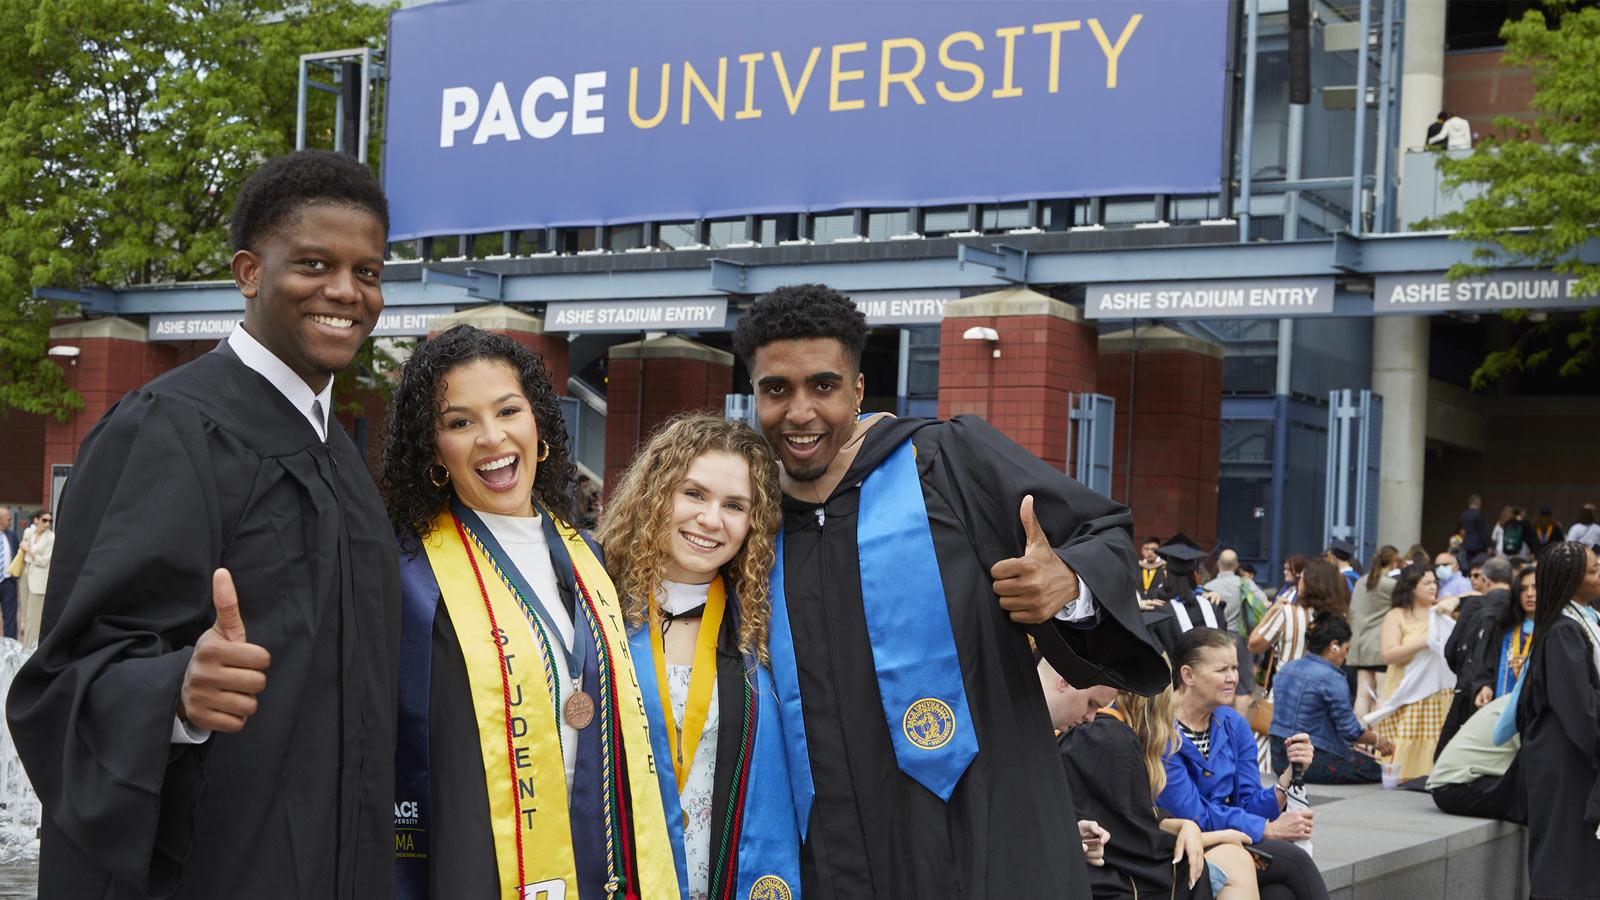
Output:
top-left (380, 325), bottom-right (679, 900)
top-left (596, 413), bottom-right (800, 900)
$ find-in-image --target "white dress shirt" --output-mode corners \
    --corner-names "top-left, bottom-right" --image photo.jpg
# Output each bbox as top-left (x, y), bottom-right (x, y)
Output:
top-left (226, 324), bottom-right (333, 442)
top-left (171, 326), bottom-right (336, 744)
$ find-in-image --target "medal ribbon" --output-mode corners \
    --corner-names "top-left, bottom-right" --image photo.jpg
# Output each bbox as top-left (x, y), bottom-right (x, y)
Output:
top-left (648, 577), bottom-right (728, 793)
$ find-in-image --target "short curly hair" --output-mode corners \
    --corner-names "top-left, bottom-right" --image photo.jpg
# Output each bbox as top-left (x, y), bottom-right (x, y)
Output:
top-left (595, 413), bottom-right (781, 662)
top-left (229, 149), bottom-right (389, 252)
top-left (731, 283), bottom-right (870, 372)
top-left (379, 325), bottom-right (576, 554)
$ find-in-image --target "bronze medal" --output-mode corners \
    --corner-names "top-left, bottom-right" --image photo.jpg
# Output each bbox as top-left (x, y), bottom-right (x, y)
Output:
top-left (563, 691), bottom-right (595, 729)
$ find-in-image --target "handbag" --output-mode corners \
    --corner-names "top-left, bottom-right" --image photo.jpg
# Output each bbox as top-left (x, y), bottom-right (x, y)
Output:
top-left (5, 548), bottom-right (22, 579)
top-left (1246, 646), bottom-right (1278, 735)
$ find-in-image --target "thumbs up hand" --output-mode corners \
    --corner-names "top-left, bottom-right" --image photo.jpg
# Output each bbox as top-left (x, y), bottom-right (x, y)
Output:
top-left (989, 495), bottom-right (1080, 625)
top-left (179, 568), bottom-right (273, 733)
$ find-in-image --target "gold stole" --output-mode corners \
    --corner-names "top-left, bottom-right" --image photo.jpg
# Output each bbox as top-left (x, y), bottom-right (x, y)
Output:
top-left (424, 510), bottom-right (679, 899)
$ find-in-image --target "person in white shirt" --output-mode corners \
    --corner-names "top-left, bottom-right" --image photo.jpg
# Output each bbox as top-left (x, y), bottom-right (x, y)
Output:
top-left (1426, 111), bottom-right (1473, 150)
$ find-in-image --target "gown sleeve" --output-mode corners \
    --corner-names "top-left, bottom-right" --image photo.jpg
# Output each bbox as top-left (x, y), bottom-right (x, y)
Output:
top-left (1538, 625), bottom-right (1600, 760)
top-left (5, 392), bottom-right (231, 895)
top-left (925, 416), bottom-right (1167, 694)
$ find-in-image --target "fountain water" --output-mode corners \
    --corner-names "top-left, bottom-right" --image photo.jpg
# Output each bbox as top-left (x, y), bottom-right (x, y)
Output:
top-left (0, 638), bottom-right (39, 867)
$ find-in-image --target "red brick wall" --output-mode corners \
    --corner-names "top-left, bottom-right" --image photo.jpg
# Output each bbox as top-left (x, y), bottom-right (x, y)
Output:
top-left (937, 314), bottom-right (1097, 471)
top-left (41, 337), bottom-right (179, 505)
top-left (0, 410), bottom-right (46, 506)
top-left (1098, 348), bottom-right (1222, 547)
top-left (494, 331), bottom-right (570, 393)
top-left (603, 353), bottom-right (732, 492)
top-left (1443, 48), bottom-right (1535, 141)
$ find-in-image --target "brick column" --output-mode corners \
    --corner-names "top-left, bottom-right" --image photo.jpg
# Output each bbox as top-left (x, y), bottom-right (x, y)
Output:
top-left (429, 304), bottom-right (568, 389)
top-left (937, 288), bottom-right (1096, 470)
top-left (604, 337), bottom-right (733, 490)
top-left (42, 318), bottom-right (178, 506)
top-left (1097, 325), bottom-right (1223, 546)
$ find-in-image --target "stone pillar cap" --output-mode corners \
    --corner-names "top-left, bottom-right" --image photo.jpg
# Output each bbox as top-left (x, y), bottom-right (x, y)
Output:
top-left (942, 287), bottom-right (1082, 322)
top-left (430, 304), bottom-right (545, 335)
top-left (1097, 324), bottom-right (1224, 359)
top-left (49, 317), bottom-right (149, 342)
top-left (609, 335), bottom-right (733, 366)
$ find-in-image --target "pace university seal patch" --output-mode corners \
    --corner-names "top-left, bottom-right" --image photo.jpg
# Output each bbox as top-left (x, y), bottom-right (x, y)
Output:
top-left (750, 875), bottom-right (793, 900)
top-left (902, 697), bottom-right (957, 750)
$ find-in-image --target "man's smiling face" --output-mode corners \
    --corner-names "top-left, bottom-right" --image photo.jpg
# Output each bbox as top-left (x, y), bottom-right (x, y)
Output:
top-left (749, 337), bottom-right (864, 482)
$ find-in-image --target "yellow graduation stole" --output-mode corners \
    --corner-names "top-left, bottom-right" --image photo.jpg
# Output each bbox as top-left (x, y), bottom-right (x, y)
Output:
top-left (424, 509), bottom-right (679, 899)
top-left (647, 577), bottom-right (728, 794)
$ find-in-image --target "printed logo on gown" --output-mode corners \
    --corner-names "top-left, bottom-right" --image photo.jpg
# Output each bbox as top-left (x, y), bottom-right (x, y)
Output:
top-left (903, 697), bottom-right (958, 750)
top-left (749, 875), bottom-right (793, 900)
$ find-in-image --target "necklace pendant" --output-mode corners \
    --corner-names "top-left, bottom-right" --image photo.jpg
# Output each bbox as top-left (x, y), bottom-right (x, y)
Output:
top-left (563, 691), bottom-right (596, 729)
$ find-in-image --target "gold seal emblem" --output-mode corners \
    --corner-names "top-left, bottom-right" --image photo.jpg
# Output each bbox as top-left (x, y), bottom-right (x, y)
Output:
top-left (902, 697), bottom-right (957, 750)
top-left (749, 875), bottom-right (792, 900)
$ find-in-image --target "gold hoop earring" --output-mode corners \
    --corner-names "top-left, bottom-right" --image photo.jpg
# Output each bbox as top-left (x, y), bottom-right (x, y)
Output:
top-left (428, 464), bottom-right (450, 488)
top-left (537, 440), bottom-right (550, 462)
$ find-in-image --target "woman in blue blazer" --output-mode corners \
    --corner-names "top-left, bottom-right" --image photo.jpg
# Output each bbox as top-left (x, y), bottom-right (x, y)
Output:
top-left (1158, 628), bottom-right (1331, 900)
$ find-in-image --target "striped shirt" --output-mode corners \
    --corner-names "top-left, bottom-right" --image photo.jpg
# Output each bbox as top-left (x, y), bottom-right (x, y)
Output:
top-left (1259, 603), bottom-right (1312, 669)
top-left (1178, 720), bottom-right (1212, 757)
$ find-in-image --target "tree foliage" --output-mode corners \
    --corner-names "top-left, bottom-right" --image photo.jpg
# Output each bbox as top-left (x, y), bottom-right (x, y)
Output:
top-left (1428, 3), bottom-right (1600, 389)
top-left (0, 0), bottom-right (388, 418)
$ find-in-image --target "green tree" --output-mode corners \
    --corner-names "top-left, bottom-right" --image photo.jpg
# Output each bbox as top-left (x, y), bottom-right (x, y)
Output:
top-left (0, 0), bottom-right (389, 419)
top-left (1429, 3), bottom-right (1600, 389)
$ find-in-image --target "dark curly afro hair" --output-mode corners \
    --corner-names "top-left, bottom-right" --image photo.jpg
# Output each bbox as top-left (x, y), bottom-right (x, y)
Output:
top-left (229, 149), bottom-right (389, 253)
top-left (731, 283), bottom-right (870, 372)
top-left (380, 325), bottom-right (576, 555)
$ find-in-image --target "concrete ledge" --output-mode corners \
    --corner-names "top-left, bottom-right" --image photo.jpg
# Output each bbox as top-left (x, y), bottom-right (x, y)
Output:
top-left (430, 304), bottom-right (544, 335)
top-left (608, 335), bottom-right (733, 366)
top-left (49, 317), bottom-right (148, 341)
top-left (1301, 784), bottom-right (1526, 899)
top-left (942, 287), bottom-right (1082, 322)
top-left (1097, 324), bottom-right (1224, 359)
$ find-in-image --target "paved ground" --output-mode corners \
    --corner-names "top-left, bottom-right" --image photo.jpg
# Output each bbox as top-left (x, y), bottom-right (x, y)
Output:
top-left (0, 862), bottom-right (33, 900)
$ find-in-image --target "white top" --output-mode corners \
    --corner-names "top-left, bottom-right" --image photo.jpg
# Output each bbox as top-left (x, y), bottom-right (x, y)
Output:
top-left (478, 509), bottom-right (581, 795)
top-left (227, 325), bottom-right (333, 441)
top-left (171, 326), bottom-right (336, 744)
top-left (660, 580), bottom-right (719, 900)
top-left (1568, 522), bottom-right (1600, 547)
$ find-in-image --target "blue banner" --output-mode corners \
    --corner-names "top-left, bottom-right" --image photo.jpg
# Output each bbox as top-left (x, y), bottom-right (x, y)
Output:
top-left (384, 0), bottom-right (1231, 240)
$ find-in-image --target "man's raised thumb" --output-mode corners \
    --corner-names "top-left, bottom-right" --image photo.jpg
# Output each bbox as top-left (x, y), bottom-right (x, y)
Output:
top-left (1020, 495), bottom-right (1049, 549)
top-left (212, 568), bottom-right (247, 643)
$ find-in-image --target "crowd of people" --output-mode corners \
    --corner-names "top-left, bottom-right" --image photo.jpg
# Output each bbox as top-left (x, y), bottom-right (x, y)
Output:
top-left (0, 505), bottom-right (53, 648)
top-left (1133, 501), bottom-right (1600, 900)
top-left (4, 149), bottom-right (1597, 900)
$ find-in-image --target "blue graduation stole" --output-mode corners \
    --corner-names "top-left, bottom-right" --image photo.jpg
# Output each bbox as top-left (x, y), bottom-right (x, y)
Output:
top-left (630, 619), bottom-right (801, 900)
top-left (768, 436), bottom-right (980, 834)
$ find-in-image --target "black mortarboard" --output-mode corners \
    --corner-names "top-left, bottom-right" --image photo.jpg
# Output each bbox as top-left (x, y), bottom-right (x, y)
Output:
top-left (1166, 532), bottom-right (1204, 551)
top-left (1155, 541), bottom-right (1210, 566)
top-left (1327, 539), bottom-right (1356, 561)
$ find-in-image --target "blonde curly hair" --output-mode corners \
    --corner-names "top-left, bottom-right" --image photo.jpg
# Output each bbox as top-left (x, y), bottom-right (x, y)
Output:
top-left (596, 413), bottom-right (782, 662)
top-left (1118, 685), bottom-right (1181, 799)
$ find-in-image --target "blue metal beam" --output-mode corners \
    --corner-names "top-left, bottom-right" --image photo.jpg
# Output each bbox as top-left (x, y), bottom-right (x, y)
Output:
top-left (48, 231), bottom-right (1600, 316)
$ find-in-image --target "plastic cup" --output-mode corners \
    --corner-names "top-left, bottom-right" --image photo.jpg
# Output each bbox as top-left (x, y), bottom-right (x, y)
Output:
top-left (1381, 762), bottom-right (1401, 790)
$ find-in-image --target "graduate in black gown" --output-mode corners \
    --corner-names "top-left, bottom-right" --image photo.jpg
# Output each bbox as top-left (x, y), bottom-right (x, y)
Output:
top-left (6, 151), bottom-right (401, 899)
top-left (1144, 540), bottom-right (1251, 689)
top-left (730, 285), bottom-right (1168, 898)
top-left (1515, 541), bottom-right (1600, 900)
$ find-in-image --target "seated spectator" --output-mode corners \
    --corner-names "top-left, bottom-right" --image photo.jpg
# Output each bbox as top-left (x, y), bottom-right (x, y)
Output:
top-left (1269, 617), bottom-right (1394, 783)
top-left (1438, 558), bottom-right (1518, 751)
top-left (1371, 565), bottom-right (1461, 780)
top-left (1047, 657), bottom-right (1228, 899)
top-left (1159, 628), bottom-right (1330, 900)
top-left (1427, 695), bottom-right (1523, 824)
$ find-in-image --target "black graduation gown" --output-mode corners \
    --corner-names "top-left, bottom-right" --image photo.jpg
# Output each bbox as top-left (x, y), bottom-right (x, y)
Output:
top-left (6, 346), bottom-right (400, 899)
top-left (1143, 595), bottom-right (1253, 688)
top-left (1437, 589), bottom-right (1510, 756)
top-left (1137, 564), bottom-right (1170, 602)
top-left (779, 415), bottom-right (1167, 899)
top-left (1058, 717), bottom-right (1213, 900)
top-left (1516, 617), bottom-right (1600, 900)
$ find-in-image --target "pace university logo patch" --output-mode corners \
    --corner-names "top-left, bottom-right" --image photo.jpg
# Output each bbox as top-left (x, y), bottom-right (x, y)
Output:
top-left (902, 697), bottom-right (957, 750)
top-left (750, 875), bottom-right (792, 900)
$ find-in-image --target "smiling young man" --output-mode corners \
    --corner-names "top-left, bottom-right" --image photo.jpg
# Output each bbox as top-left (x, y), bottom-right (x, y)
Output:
top-left (732, 284), bottom-right (1167, 898)
top-left (7, 150), bottom-right (402, 900)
